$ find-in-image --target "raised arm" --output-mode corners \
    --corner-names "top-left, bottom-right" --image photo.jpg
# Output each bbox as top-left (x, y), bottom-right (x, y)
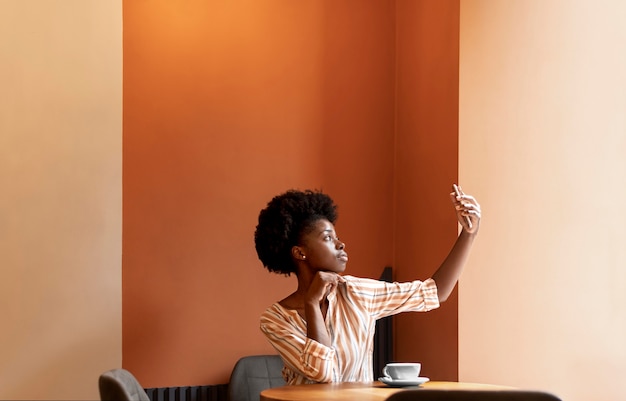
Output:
top-left (431, 185), bottom-right (481, 302)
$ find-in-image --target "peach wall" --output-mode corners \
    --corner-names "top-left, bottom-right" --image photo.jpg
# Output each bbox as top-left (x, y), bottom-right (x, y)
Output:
top-left (0, 1), bottom-right (122, 400)
top-left (459, 1), bottom-right (626, 400)
top-left (123, 0), bottom-right (396, 387)
top-left (393, 0), bottom-right (460, 381)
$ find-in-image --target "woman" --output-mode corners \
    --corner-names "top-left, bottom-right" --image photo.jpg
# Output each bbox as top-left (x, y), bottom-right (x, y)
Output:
top-left (254, 186), bottom-right (481, 384)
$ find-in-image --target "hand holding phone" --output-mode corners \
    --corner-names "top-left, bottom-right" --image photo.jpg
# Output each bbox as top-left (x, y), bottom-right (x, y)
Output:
top-left (453, 183), bottom-right (473, 229)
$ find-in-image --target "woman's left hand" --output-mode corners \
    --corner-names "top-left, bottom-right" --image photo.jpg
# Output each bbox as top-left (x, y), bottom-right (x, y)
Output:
top-left (450, 184), bottom-right (481, 234)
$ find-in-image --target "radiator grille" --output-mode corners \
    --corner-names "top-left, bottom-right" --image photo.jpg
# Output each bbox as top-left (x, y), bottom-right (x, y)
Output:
top-left (145, 384), bottom-right (228, 401)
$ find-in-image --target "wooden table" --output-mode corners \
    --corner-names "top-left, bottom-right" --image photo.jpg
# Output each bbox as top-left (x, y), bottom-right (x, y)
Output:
top-left (261, 381), bottom-right (515, 401)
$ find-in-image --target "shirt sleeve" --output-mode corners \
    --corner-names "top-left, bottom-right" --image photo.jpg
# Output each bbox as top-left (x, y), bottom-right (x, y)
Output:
top-left (342, 276), bottom-right (440, 320)
top-left (260, 306), bottom-right (338, 384)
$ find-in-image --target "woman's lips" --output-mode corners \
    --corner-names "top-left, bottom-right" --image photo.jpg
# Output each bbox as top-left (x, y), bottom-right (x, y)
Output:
top-left (338, 252), bottom-right (348, 262)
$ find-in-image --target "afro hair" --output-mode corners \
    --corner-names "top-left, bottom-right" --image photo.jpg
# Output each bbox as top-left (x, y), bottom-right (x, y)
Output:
top-left (254, 189), bottom-right (338, 276)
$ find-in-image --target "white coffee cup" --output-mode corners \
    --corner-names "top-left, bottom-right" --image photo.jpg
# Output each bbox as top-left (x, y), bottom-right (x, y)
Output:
top-left (382, 362), bottom-right (422, 381)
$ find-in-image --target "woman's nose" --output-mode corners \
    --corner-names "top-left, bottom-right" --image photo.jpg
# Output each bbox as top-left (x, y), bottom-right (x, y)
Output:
top-left (336, 240), bottom-right (345, 250)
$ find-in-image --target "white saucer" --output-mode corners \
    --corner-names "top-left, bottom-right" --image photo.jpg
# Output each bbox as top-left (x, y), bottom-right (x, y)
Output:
top-left (378, 376), bottom-right (430, 387)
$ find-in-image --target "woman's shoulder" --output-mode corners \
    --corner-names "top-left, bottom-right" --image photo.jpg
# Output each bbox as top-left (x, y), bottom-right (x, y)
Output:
top-left (342, 274), bottom-right (385, 284)
top-left (340, 275), bottom-right (430, 295)
top-left (261, 301), bottom-right (302, 322)
top-left (340, 275), bottom-right (390, 292)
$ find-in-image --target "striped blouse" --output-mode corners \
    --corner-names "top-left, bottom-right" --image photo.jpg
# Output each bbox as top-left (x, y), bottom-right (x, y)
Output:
top-left (259, 275), bottom-right (439, 385)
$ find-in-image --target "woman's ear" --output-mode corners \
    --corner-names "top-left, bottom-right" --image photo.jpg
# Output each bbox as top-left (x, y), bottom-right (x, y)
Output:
top-left (291, 246), bottom-right (306, 261)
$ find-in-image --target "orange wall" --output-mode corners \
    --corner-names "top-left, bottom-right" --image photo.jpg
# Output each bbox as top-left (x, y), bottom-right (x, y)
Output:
top-left (123, 0), bottom-right (398, 387)
top-left (123, 0), bottom-right (461, 387)
top-left (394, 0), bottom-right (460, 380)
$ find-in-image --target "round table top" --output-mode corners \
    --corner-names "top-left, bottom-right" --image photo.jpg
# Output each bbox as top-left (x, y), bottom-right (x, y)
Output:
top-left (260, 381), bottom-right (515, 401)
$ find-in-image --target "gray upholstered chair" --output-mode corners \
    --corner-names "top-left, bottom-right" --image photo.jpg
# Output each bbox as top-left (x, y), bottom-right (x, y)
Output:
top-left (228, 355), bottom-right (286, 401)
top-left (98, 368), bottom-right (150, 401)
top-left (385, 388), bottom-right (562, 401)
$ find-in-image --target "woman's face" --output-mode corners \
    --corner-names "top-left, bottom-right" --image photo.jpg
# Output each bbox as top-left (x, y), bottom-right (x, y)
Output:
top-left (297, 219), bottom-right (348, 273)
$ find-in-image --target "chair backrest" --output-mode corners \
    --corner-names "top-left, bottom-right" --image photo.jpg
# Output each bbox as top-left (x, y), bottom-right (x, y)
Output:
top-left (385, 389), bottom-right (562, 401)
top-left (99, 368), bottom-right (150, 401)
top-left (228, 355), bottom-right (286, 401)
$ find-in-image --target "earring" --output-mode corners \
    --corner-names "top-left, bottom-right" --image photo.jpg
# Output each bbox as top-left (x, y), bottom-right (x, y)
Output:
top-left (302, 255), bottom-right (306, 260)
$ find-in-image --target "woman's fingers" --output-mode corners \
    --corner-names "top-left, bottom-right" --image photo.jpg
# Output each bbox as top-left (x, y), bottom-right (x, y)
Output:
top-left (451, 185), bottom-right (481, 232)
top-left (452, 185), bottom-right (472, 229)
